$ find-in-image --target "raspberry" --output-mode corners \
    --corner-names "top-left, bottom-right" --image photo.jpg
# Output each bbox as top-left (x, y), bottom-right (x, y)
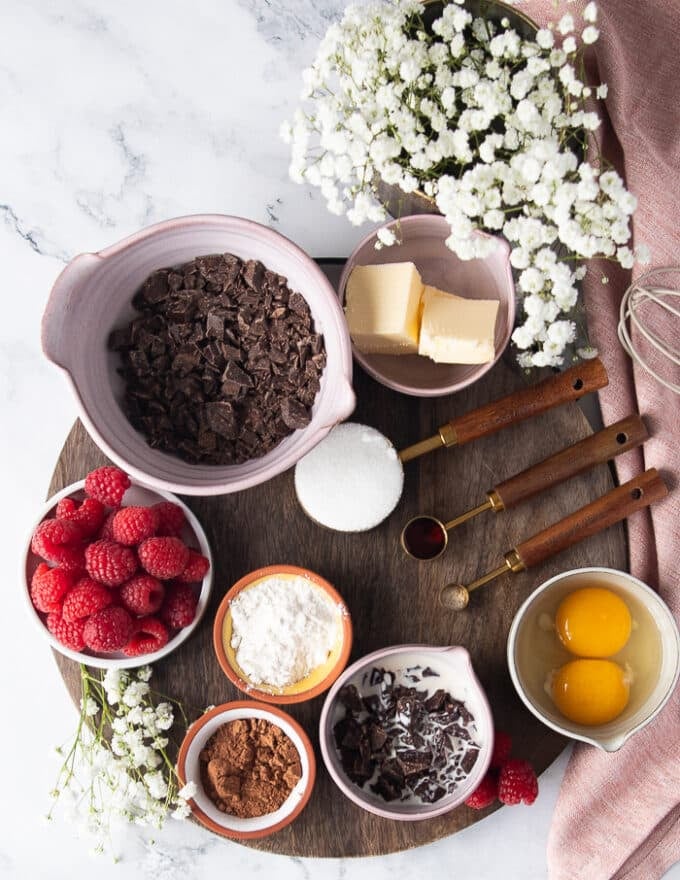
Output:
top-left (153, 501), bottom-right (186, 537)
top-left (30, 564), bottom-right (75, 613)
top-left (85, 539), bottom-right (137, 587)
top-left (56, 496), bottom-right (106, 537)
top-left (498, 759), bottom-right (538, 806)
top-left (119, 575), bottom-right (165, 616)
top-left (138, 537), bottom-right (189, 580)
top-left (176, 549), bottom-right (210, 583)
top-left (62, 578), bottom-right (114, 622)
top-left (160, 582), bottom-right (198, 629)
top-left (84, 466), bottom-right (130, 507)
top-left (112, 506), bottom-right (159, 546)
top-left (56, 498), bottom-right (76, 518)
top-left (490, 730), bottom-right (513, 768)
top-left (465, 771), bottom-right (499, 810)
top-left (99, 510), bottom-right (117, 540)
top-left (47, 611), bottom-right (86, 651)
top-left (123, 616), bottom-right (170, 656)
top-left (83, 606), bottom-right (134, 653)
top-left (31, 518), bottom-right (85, 571)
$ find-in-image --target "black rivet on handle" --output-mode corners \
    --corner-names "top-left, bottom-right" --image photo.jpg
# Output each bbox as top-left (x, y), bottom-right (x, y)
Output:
top-left (630, 488), bottom-right (643, 500)
top-left (616, 432), bottom-right (628, 444)
top-left (572, 378), bottom-right (584, 390)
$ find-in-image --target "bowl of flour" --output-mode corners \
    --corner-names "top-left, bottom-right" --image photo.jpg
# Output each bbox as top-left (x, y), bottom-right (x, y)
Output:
top-left (213, 564), bottom-right (353, 703)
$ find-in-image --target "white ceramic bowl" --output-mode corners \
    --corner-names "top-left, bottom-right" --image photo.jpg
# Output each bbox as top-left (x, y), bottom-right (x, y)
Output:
top-left (23, 479), bottom-right (213, 668)
top-left (338, 215), bottom-right (515, 397)
top-left (319, 644), bottom-right (493, 820)
top-left (42, 215), bottom-right (355, 495)
top-left (176, 701), bottom-right (316, 840)
top-left (507, 567), bottom-right (680, 751)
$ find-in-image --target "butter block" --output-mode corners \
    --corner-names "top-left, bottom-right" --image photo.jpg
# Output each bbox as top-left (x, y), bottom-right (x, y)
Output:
top-left (344, 262), bottom-right (423, 355)
top-left (419, 288), bottom-right (499, 364)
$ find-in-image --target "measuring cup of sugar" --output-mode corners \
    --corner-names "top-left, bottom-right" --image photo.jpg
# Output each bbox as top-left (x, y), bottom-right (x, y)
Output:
top-left (294, 423), bottom-right (404, 532)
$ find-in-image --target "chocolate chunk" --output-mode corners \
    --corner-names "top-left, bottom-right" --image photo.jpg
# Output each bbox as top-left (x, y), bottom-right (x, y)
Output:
top-left (338, 684), bottom-right (364, 714)
top-left (140, 271), bottom-right (170, 304)
top-left (396, 749), bottom-right (433, 778)
top-left (424, 689), bottom-right (446, 712)
top-left (421, 667), bottom-right (439, 678)
top-left (460, 748), bottom-right (479, 774)
top-left (204, 402), bottom-right (236, 439)
top-left (281, 397), bottom-right (311, 430)
top-left (368, 722), bottom-right (388, 752)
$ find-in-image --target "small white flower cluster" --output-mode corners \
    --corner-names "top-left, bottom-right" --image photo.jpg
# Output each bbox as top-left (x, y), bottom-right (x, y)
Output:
top-left (283, 0), bottom-right (649, 368)
top-left (50, 665), bottom-right (195, 853)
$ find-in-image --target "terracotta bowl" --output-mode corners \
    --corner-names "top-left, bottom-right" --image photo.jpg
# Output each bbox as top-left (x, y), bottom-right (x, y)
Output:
top-left (338, 214), bottom-right (515, 397)
top-left (508, 567), bottom-right (680, 752)
top-left (23, 479), bottom-right (213, 669)
top-left (42, 214), bottom-right (356, 496)
top-left (213, 564), bottom-right (352, 704)
top-left (319, 644), bottom-right (494, 820)
top-left (176, 701), bottom-right (316, 839)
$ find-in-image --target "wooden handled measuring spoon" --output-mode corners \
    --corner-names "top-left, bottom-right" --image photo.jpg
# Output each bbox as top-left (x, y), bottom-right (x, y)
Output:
top-left (439, 468), bottom-right (668, 610)
top-left (399, 357), bottom-right (608, 463)
top-left (401, 414), bottom-right (648, 560)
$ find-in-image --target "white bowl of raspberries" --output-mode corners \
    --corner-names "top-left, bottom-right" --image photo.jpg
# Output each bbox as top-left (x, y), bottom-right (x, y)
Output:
top-left (23, 465), bottom-right (213, 668)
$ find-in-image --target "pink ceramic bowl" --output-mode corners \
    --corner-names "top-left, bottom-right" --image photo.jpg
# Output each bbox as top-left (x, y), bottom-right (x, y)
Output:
top-left (338, 215), bottom-right (515, 397)
top-left (42, 215), bottom-right (355, 496)
top-left (319, 644), bottom-right (494, 820)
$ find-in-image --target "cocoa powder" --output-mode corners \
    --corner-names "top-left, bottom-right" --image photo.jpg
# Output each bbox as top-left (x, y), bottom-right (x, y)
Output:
top-left (199, 718), bottom-right (302, 818)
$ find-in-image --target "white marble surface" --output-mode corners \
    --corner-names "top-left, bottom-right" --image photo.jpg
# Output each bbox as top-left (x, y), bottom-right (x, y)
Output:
top-left (1, 2), bottom-right (677, 878)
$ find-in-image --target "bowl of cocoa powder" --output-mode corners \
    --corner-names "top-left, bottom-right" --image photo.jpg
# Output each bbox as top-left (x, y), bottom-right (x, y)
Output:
top-left (42, 215), bottom-right (356, 495)
top-left (176, 700), bottom-right (316, 839)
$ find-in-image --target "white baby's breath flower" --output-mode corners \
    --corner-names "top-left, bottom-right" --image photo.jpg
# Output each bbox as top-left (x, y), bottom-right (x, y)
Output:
top-left (582, 26), bottom-right (599, 44)
top-left (536, 28), bottom-right (554, 49)
top-left (377, 226), bottom-right (397, 247)
top-left (557, 14), bottom-right (575, 35)
top-left (583, 2), bottom-right (598, 23)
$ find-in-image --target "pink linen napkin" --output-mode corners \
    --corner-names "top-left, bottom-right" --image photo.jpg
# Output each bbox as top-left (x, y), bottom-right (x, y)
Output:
top-left (517, 1), bottom-right (680, 877)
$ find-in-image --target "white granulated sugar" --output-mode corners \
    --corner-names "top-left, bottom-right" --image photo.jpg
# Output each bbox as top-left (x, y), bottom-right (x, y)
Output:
top-left (294, 422), bottom-right (404, 531)
top-left (230, 575), bottom-right (341, 689)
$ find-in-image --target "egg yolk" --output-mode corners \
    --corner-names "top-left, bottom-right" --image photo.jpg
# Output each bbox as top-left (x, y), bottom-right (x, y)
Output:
top-left (555, 587), bottom-right (631, 657)
top-left (551, 659), bottom-right (630, 725)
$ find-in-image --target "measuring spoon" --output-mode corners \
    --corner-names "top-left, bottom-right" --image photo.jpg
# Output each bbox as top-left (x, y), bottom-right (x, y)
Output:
top-left (401, 414), bottom-right (647, 560)
top-left (438, 468), bottom-right (668, 610)
top-left (397, 357), bottom-right (607, 463)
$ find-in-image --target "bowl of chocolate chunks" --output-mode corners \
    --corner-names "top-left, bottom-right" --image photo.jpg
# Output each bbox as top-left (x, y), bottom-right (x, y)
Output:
top-left (319, 644), bottom-right (494, 820)
top-left (42, 214), bottom-right (356, 495)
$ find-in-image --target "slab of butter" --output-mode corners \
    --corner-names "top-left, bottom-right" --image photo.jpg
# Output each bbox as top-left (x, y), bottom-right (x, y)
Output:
top-left (419, 286), bottom-right (499, 364)
top-left (344, 262), bottom-right (423, 355)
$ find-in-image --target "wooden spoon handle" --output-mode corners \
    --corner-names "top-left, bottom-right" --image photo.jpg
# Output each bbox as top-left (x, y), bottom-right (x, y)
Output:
top-left (444, 357), bottom-right (608, 447)
top-left (515, 469), bottom-right (668, 569)
top-left (493, 415), bottom-right (648, 510)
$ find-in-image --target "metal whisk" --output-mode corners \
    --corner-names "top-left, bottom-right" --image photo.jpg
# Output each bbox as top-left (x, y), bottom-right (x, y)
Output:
top-left (618, 266), bottom-right (680, 394)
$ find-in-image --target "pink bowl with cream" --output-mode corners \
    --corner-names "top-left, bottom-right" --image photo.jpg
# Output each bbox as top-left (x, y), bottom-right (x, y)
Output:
top-left (42, 215), bottom-right (355, 496)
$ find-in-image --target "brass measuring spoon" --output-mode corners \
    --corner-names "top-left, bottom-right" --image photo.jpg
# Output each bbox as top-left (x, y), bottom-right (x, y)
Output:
top-left (398, 357), bottom-right (607, 463)
top-left (438, 468), bottom-right (668, 610)
top-left (401, 415), bottom-right (647, 560)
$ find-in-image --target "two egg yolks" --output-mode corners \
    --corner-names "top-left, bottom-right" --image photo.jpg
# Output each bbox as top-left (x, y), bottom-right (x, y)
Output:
top-left (551, 588), bottom-right (632, 726)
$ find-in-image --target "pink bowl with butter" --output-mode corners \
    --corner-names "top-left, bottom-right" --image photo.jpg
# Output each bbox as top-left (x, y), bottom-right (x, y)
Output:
top-left (338, 215), bottom-right (515, 397)
top-left (42, 215), bottom-right (356, 496)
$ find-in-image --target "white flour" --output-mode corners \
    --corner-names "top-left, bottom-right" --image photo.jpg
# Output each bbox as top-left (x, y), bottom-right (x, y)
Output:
top-left (229, 574), bottom-right (342, 688)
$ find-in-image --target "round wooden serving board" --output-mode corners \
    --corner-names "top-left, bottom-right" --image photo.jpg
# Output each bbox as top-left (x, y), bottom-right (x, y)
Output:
top-left (49, 359), bottom-right (626, 857)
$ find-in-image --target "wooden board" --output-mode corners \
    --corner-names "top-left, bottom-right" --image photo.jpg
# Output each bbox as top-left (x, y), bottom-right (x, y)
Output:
top-left (48, 356), bottom-right (627, 857)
